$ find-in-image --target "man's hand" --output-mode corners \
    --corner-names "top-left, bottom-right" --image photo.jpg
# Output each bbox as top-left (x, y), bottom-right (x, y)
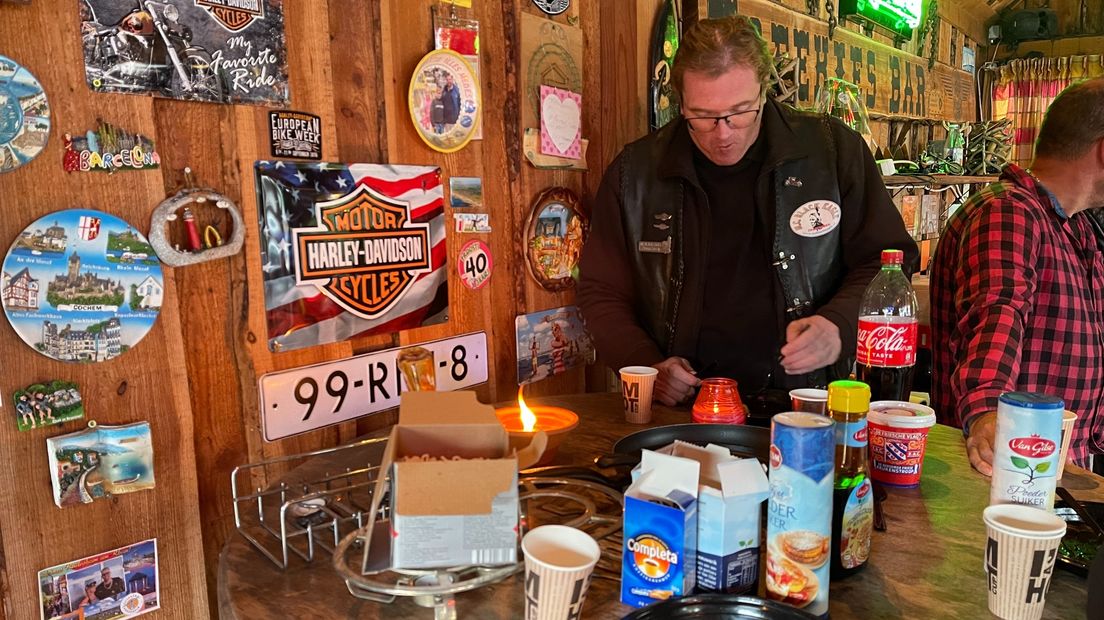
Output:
top-left (966, 412), bottom-right (997, 476)
top-left (652, 357), bottom-right (701, 406)
top-left (780, 315), bottom-right (841, 375)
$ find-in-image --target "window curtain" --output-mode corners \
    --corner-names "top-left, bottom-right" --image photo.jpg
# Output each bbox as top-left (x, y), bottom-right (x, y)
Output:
top-left (986, 55), bottom-right (1104, 166)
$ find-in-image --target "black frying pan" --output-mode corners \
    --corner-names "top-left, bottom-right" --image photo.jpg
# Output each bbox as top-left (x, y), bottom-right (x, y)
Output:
top-left (595, 423), bottom-right (770, 470)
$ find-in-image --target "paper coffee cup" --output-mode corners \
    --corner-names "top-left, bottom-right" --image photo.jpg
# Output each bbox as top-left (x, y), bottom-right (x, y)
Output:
top-left (619, 366), bottom-right (658, 424)
top-left (983, 504), bottom-right (1067, 620)
top-left (789, 388), bottom-right (828, 415)
top-left (1057, 410), bottom-right (1078, 481)
top-left (522, 525), bottom-right (600, 620)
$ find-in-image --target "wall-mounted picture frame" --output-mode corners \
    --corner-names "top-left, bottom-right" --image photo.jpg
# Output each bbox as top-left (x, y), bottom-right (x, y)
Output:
top-left (524, 187), bottom-right (587, 291)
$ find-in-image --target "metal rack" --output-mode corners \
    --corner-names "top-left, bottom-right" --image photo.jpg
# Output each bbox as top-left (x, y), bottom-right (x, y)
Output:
top-left (230, 437), bottom-right (388, 569)
top-left (332, 476), bottom-right (624, 620)
top-left (231, 437), bottom-right (625, 619)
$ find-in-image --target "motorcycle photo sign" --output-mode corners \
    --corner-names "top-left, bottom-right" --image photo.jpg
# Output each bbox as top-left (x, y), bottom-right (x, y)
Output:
top-left (79, 0), bottom-right (289, 105)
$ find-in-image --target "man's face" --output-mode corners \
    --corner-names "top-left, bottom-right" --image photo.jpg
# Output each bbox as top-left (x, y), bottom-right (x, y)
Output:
top-left (446, 75), bottom-right (454, 87)
top-left (680, 64), bottom-right (764, 166)
top-left (101, 570), bottom-right (110, 581)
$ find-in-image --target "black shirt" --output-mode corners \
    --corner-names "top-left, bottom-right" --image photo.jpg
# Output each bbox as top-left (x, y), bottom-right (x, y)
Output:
top-left (692, 135), bottom-right (779, 391)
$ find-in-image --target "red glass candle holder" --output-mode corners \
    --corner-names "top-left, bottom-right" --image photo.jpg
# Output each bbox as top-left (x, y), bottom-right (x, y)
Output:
top-left (692, 378), bottom-right (748, 424)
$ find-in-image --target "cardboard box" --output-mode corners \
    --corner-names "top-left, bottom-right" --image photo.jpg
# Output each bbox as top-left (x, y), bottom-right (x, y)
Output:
top-left (621, 450), bottom-right (699, 607)
top-left (362, 391), bottom-right (545, 571)
top-left (661, 442), bottom-right (770, 594)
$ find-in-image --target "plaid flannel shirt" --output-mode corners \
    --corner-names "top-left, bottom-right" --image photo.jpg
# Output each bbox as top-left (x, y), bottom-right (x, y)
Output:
top-left (931, 164), bottom-right (1104, 465)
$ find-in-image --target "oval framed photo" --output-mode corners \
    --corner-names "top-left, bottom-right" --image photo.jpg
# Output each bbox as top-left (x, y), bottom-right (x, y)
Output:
top-left (408, 49), bottom-right (480, 154)
top-left (524, 187), bottom-right (588, 291)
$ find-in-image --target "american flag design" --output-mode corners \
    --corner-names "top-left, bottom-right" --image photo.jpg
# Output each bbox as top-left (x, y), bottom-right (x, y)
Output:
top-left (255, 161), bottom-right (449, 353)
top-left (77, 216), bottom-right (100, 241)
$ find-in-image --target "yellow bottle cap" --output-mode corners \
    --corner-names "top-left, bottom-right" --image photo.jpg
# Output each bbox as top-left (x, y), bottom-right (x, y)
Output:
top-left (828, 380), bottom-right (871, 413)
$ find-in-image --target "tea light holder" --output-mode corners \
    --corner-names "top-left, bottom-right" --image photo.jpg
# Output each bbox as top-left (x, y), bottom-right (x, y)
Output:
top-left (495, 389), bottom-right (578, 466)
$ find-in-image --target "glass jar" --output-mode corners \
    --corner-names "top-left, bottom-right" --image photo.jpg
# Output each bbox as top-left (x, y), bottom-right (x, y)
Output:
top-left (692, 378), bottom-right (748, 424)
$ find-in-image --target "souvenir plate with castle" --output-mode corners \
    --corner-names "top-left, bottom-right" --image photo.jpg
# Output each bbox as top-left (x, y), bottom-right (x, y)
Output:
top-left (2, 209), bottom-right (163, 362)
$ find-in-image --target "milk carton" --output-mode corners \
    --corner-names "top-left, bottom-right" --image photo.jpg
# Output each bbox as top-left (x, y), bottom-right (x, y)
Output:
top-left (657, 442), bottom-right (770, 593)
top-left (621, 450), bottom-right (699, 607)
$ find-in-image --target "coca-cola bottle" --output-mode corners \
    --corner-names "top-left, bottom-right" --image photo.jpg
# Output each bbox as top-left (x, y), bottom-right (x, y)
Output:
top-left (855, 249), bottom-right (918, 402)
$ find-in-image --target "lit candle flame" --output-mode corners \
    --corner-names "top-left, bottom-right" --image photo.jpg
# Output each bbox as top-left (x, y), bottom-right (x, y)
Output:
top-left (518, 386), bottom-right (537, 432)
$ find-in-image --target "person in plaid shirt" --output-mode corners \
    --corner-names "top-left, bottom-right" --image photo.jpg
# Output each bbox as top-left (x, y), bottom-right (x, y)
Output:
top-left (931, 77), bottom-right (1104, 475)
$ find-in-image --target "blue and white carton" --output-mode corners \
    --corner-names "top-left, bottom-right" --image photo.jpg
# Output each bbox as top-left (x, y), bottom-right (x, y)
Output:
top-left (659, 442), bottom-right (771, 593)
top-left (621, 449), bottom-right (700, 607)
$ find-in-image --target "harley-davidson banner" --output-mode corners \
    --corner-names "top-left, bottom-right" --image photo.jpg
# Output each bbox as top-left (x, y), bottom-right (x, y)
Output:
top-left (255, 161), bottom-right (449, 353)
top-left (79, 0), bottom-right (289, 105)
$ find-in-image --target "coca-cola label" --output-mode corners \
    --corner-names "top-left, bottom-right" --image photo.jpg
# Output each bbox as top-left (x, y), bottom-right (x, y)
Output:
top-left (1009, 436), bottom-right (1056, 458)
top-left (857, 319), bottom-right (918, 367)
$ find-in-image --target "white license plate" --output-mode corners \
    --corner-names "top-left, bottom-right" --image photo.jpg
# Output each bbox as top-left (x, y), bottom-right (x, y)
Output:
top-left (259, 332), bottom-right (488, 441)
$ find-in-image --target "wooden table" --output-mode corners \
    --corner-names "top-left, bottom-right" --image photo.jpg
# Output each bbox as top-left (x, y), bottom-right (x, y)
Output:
top-left (219, 393), bottom-right (1103, 619)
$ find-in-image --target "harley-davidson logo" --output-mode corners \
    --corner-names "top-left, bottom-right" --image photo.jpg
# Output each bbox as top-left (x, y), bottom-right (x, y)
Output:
top-left (195, 0), bottom-right (265, 32)
top-left (293, 185), bottom-right (431, 318)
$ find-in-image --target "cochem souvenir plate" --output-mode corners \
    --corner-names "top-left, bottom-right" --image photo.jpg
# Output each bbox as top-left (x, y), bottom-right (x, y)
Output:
top-left (0, 55), bottom-right (49, 173)
top-left (408, 49), bottom-right (480, 153)
top-left (2, 209), bottom-right (162, 362)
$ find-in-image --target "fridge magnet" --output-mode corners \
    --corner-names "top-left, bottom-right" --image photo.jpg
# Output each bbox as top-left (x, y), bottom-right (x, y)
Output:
top-left (62, 120), bottom-right (160, 173)
top-left (454, 212), bottom-right (491, 234)
top-left (38, 538), bottom-right (159, 620)
top-left (515, 305), bottom-right (595, 385)
top-left (13, 380), bottom-right (83, 432)
top-left (0, 54), bottom-right (50, 174)
top-left (521, 13), bottom-right (582, 132)
top-left (649, 0), bottom-right (681, 131)
top-left (149, 186), bottom-right (245, 267)
top-left (539, 85), bottom-right (582, 159)
top-left (255, 161), bottom-right (449, 353)
top-left (1, 209), bottom-right (163, 363)
top-left (448, 176), bottom-right (483, 209)
top-left (79, 0), bottom-right (289, 105)
top-left (433, 2), bottom-right (482, 140)
top-left (48, 421), bottom-right (155, 507)
top-left (523, 129), bottom-right (588, 170)
top-left (268, 110), bottom-right (322, 160)
top-left (457, 240), bottom-right (492, 291)
top-left (531, 0), bottom-right (570, 15)
top-left (524, 187), bottom-right (588, 291)
top-left (408, 49), bottom-right (480, 153)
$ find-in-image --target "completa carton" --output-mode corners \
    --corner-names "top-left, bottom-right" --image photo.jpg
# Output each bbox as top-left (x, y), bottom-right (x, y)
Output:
top-left (621, 450), bottom-right (700, 607)
top-left (656, 441), bottom-right (769, 594)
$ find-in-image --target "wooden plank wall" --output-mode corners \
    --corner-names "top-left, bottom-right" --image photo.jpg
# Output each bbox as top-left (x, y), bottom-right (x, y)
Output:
top-left (0, 0), bottom-right (658, 617)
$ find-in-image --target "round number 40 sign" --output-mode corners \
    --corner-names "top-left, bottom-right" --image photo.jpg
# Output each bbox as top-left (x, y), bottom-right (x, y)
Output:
top-left (458, 240), bottom-right (493, 290)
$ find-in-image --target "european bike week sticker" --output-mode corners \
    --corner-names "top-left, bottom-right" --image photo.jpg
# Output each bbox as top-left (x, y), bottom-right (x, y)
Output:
top-left (457, 240), bottom-right (492, 290)
top-left (408, 49), bottom-right (480, 153)
top-left (0, 55), bottom-right (50, 174)
top-left (789, 200), bottom-right (842, 238)
top-left (1, 209), bottom-right (163, 363)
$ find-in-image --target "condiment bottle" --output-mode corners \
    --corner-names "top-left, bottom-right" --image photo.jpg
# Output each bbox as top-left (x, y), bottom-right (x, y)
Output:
top-left (828, 380), bottom-right (873, 579)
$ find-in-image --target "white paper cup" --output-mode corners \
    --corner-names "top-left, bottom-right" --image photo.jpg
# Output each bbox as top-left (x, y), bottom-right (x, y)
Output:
top-left (619, 366), bottom-right (658, 424)
top-left (789, 388), bottom-right (828, 415)
top-left (1057, 410), bottom-right (1078, 481)
top-left (983, 504), bottom-right (1068, 620)
top-left (522, 525), bottom-right (601, 620)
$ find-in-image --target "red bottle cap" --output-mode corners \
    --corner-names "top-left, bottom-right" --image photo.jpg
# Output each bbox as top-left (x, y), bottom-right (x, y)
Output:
top-left (881, 249), bottom-right (904, 266)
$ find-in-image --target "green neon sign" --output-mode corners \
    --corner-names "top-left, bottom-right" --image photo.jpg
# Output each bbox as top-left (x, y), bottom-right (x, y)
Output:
top-left (843, 0), bottom-right (924, 36)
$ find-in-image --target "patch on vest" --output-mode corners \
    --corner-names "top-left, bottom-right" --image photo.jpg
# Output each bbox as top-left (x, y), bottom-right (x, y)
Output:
top-left (638, 237), bottom-right (672, 254)
top-left (789, 200), bottom-right (841, 238)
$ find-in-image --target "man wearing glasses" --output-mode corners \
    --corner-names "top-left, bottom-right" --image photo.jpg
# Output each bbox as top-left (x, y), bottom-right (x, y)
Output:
top-left (579, 16), bottom-right (916, 407)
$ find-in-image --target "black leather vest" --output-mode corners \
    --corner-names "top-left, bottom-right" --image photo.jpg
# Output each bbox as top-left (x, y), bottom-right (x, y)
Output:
top-left (619, 103), bottom-right (848, 383)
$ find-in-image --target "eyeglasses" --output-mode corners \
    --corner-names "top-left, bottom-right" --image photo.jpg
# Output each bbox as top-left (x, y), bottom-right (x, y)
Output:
top-left (684, 107), bottom-right (762, 132)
